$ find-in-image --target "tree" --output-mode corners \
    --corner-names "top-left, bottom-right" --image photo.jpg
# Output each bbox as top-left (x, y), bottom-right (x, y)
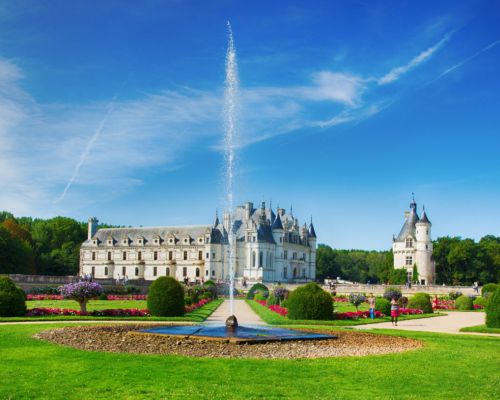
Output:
top-left (0, 227), bottom-right (35, 274)
top-left (60, 281), bottom-right (103, 313)
top-left (412, 264), bottom-right (419, 283)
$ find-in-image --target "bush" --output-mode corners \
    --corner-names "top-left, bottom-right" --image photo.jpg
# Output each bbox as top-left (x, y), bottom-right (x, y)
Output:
top-left (486, 288), bottom-right (500, 328)
top-left (98, 292), bottom-right (108, 300)
top-left (383, 287), bottom-right (402, 301)
top-left (272, 286), bottom-right (289, 303)
top-left (254, 291), bottom-right (267, 302)
top-left (449, 291), bottom-right (463, 301)
top-left (408, 293), bottom-right (433, 314)
top-left (348, 293), bottom-right (366, 311)
top-left (184, 296), bottom-right (193, 306)
top-left (203, 280), bottom-right (216, 287)
top-left (147, 277), bottom-right (184, 317)
top-left (473, 296), bottom-right (488, 308)
top-left (482, 283), bottom-right (499, 299)
top-left (0, 277), bottom-right (27, 317)
top-left (455, 295), bottom-right (473, 310)
top-left (287, 283), bottom-right (333, 320)
top-left (375, 298), bottom-right (391, 316)
top-left (246, 283), bottom-right (269, 299)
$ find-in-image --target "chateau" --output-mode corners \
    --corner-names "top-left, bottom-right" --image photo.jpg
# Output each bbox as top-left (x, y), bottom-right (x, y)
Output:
top-left (392, 198), bottom-right (435, 285)
top-left (80, 201), bottom-right (317, 284)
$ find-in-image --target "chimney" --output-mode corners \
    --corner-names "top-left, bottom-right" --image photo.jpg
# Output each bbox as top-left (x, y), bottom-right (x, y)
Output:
top-left (244, 202), bottom-right (253, 220)
top-left (88, 217), bottom-right (98, 240)
top-left (223, 211), bottom-right (231, 232)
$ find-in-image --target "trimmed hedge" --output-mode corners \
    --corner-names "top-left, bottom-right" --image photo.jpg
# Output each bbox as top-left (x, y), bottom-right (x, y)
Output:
top-left (375, 297), bottom-right (391, 316)
top-left (246, 283), bottom-right (269, 299)
top-left (473, 296), bottom-right (488, 308)
top-left (408, 293), bottom-right (433, 314)
top-left (286, 282), bottom-right (333, 320)
top-left (0, 276), bottom-right (27, 317)
top-left (147, 277), bottom-right (184, 317)
top-left (486, 288), bottom-right (500, 328)
top-left (482, 283), bottom-right (499, 298)
top-left (455, 295), bottom-right (473, 310)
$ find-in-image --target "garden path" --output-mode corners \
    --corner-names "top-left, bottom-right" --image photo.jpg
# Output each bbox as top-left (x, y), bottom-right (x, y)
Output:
top-left (354, 311), bottom-right (499, 336)
top-left (205, 299), bottom-right (266, 325)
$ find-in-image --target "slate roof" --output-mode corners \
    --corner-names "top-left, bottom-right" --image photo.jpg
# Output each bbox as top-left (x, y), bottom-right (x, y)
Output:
top-left (396, 206), bottom-right (420, 241)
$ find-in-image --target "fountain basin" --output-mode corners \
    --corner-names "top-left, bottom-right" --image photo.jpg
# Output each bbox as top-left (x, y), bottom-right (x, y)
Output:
top-left (135, 324), bottom-right (337, 344)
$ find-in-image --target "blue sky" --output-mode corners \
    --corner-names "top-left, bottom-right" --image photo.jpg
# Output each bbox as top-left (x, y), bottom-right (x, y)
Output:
top-left (0, 0), bottom-right (499, 249)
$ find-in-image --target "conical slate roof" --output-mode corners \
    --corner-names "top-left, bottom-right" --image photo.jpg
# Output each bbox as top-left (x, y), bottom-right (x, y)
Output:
top-left (396, 205), bottom-right (419, 241)
top-left (309, 222), bottom-right (317, 238)
top-left (271, 213), bottom-right (283, 230)
top-left (418, 208), bottom-right (431, 224)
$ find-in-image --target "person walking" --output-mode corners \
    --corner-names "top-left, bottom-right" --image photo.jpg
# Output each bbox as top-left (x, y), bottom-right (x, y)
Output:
top-left (391, 296), bottom-right (400, 326)
top-left (368, 293), bottom-right (376, 319)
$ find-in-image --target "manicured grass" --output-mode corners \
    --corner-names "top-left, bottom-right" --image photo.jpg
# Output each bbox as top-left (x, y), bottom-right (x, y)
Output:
top-left (27, 299), bottom-right (148, 310)
top-left (460, 324), bottom-right (500, 334)
top-left (247, 300), bottom-right (444, 326)
top-left (0, 299), bottom-right (223, 323)
top-left (0, 323), bottom-right (498, 399)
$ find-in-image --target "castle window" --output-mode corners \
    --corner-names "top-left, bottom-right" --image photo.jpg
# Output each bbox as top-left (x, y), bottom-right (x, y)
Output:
top-left (153, 267), bottom-right (157, 276)
top-left (168, 251), bottom-right (173, 260)
top-left (259, 251), bottom-right (263, 268)
top-left (198, 238), bottom-right (203, 244)
top-left (184, 238), bottom-right (189, 244)
top-left (283, 267), bottom-right (287, 278)
top-left (284, 250), bottom-right (288, 260)
top-left (198, 251), bottom-right (203, 261)
top-left (107, 252), bottom-right (112, 261)
top-left (123, 252), bottom-right (127, 260)
top-left (196, 268), bottom-right (200, 277)
top-left (183, 267), bottom-right (187, 277)
top-left (405, 256), bottom-right (413, 266)
top-left (135, 267), bottom-right (139, 276)
top-left (280, 237), bottom-right (282, 243)
top-left (205, 270), bottom-right (209, 276)
top-left (206, 252), bottom-right (209, 259)
top-left (183, 251), bottom-right (188, 261)
top-left (166, 267), bottom-right (170, 276)
top-left (122, 266), bottom-right (126, 276)
top-left (91, 266), bottom-right (95, 276)
top-left (138, 251), bottom-right (142, 261)
top-left (406, 238), bottom-right (413, 248)
top-left (212, 252), bottom-right (215, 259)
top-left (92, 252), bottom-right (96, 261)
top-left (252, 236), bottom-right (256, 243)
top-left (211, 270), bottom-right (215, 277)
top-left (293, 252), bottom-right (297, 260)
top-left (123, 239), bottom-right (127, 245)
top-left (154, 251), bottom-right (158, 261)
top-left (252, 251), bottom-right (256, 267)
top-left (169, 238), bottom-right (174, 244)
top-left (426, 244), bottom-right (428, 250)
top-left (104, 267), bottom-right (108, 276)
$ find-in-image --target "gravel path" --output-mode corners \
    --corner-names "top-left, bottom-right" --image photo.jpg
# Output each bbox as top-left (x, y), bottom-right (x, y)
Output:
top-left (355, 311), bottom-right (499, 336)
top-left (205, 299), bottom-right (265, 325)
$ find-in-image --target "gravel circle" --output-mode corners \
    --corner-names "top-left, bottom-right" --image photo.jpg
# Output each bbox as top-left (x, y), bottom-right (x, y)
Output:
top-left (34, 324), bottom-right (423, 359)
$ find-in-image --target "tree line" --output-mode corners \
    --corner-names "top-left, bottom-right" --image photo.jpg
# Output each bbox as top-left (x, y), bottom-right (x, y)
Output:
top-left (0, 212), bottom-right (118, 276)
top-left (316, 235), bottom-right (499, 286)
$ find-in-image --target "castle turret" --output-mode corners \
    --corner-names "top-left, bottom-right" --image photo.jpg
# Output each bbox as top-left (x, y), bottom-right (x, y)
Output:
top-left (88, 217), bottom-right (98, 240)
top-left (415, 206), bottom-right (434, 284)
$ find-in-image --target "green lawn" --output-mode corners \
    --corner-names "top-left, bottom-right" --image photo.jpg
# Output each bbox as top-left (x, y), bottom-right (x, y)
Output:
top-left (248, 300), bottom-right (444, 326)
top-left (27, 299), bottom-right (148, 310)
top-left (460, 324), bottom-right (500, 334)
top-left (0, 299), bottom-right (223, 323)
top-left (0, 323), bottom-right (498, 399)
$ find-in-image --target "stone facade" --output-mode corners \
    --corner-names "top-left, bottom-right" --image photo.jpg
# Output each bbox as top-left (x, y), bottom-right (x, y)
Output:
top-left (80, 201), bottom-right (316, 284)
top-left (392, 198), bottom-right (435, 285)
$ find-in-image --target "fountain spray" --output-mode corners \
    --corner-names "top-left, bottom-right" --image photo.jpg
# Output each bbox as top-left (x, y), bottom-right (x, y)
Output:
top-left (224, 21), bottom-right (238, 316)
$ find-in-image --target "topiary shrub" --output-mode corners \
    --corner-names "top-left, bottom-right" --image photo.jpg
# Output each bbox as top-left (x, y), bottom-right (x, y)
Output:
top-left (254, 291), bottom-right (267, 302)
top-left (0, 277), bottom-right (27, 317)
top-left (473, 296), bottom-right (488, 308)
top-left (449, 291), bottom-right (463, 301)
top-left (455, 295), bottom-right (473, 310)
top-left (486, 288), bottom-right (500, 328)
top-left (408, 293), bottom-right (433, 314)
top-left (147, 277), bottom-right (184, 317)
top-left (246, 283), bottom-right (269, 299)
top-left (287, 283), bottom-right (333, 320)
top-left (60, 281), bottom-right (103, 313)
top-left (348, 293), bottom-right (366, 312)
top-left (383, 286), bottom-right (402, 301)
top-left (482, 283), bottom-right (499, 299)
top-left (375, 297), bottom-right (391, 316)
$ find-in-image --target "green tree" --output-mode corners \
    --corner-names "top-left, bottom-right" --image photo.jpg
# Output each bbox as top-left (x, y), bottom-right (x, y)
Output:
top-left (0, 227), bottom-right (35, 274)
top-left (412, 264), bottom-right (419, 283)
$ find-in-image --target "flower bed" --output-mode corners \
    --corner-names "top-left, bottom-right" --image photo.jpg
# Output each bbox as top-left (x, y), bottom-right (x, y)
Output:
top-left (26, 308), bottom-right (149, 317)
top-left (26, 294), bottom-right (64, 300)
top-left (106, 295), bottom-right (147, 300)
top-left (256, 300), bottom-right (288, 316)
top-left (332, 297), bottom-right (349, 302)
top-left (399, 308), bottom-right (424, 315)
top-left (184, 298), bottom-right (211, 313)
top-left (335, 311), bottom-right (384, 320)
top-left (433, 300), bottom-right (456, 310)
top-left (473, 304), bottom-right (484, 310)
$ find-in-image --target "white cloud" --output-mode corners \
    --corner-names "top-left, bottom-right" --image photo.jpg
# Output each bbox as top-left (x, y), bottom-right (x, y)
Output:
top-left (378, 32), bottom-right (453, 85)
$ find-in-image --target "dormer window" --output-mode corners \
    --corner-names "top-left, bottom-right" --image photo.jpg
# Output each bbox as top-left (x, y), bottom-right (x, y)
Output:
top-left (92, 239), bottom-right (98, 246)
top-left (406, 238), bottom-right (413, 248)
top-left (122, 239), bottom-right (128, 245)
top-left (107, 238), bottom-right (113, 246)
top-left (184, 237), bottom-right (190, 244)
top-left (169, 238), bottom-right (174, 244)
top-left (137, 238), bottom-right (143, 245)
top-left (198, 237), bottom-right (203, 244)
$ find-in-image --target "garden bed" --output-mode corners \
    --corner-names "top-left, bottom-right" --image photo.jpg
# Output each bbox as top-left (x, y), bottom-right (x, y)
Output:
top-left (34, 323), bottom-right (423, 359)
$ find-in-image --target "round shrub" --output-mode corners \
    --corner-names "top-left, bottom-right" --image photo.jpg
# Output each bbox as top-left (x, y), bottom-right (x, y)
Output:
top-left (455, 295), bottom-right (473, 310)
top-left (408, 293), bottom-right (433, 314)
top-left (383, 287), bottom-right (402, 301)
top-left (473, 296), bottom-right (488, 308)
top-left (375, 297), bottom-right (391, 316)
top-left (246, 283), bottom-right (269, 299)
top-left (254, 291), bottom-right (267, 302)
top-left (449, 291), bottom-right (463, 301)
top-left (147, 277), bottom-right (184, 317)
top-left (0, 277), bottom-right (27, 317)
top-left (287, 283), bottom-right (333, 320)
top-left (482, 283), bottom-right (499, 299)
top-left (486, 288), bottom-right (500, 328)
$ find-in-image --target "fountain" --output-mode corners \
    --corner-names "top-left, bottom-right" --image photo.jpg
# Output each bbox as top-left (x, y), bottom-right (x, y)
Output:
top-left (138, 23), bottom-right (336, 344)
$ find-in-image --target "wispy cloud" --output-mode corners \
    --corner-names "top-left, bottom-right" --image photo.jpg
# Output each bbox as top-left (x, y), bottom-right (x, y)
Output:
top-left (378, 32), bottom-right (453, 85)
